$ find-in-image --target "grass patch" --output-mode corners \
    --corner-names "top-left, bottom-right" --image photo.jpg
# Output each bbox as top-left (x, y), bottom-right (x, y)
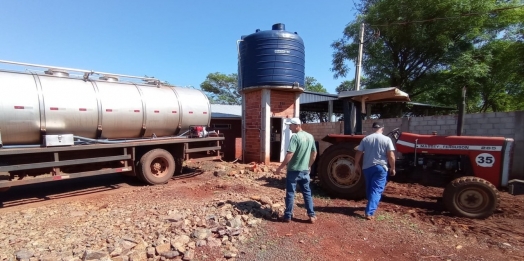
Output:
top-left (376, 213), bottom-right (393, 221)
top-left (311, 190), bottom-right (332, 200)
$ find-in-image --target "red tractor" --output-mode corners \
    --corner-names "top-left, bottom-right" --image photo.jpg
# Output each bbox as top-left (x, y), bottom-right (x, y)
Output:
top-left (316, 88), bottom-right (515, 219)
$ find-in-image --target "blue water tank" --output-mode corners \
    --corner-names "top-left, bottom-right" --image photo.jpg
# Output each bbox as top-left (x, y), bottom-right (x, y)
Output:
top-left (239, 23), bottom-right (305, 90)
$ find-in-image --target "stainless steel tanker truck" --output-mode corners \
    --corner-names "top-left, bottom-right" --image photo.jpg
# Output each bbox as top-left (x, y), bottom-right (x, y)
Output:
top-left (0, 60), bottom-right (224, 191)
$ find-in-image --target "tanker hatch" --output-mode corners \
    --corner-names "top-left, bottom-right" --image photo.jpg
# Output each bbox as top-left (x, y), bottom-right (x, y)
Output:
top-left (99, 75), bottom-right (119, 82)
top-left (44, 69), bottom-right (69, 77)
top-left (144, 78), bottom-right (160, 85)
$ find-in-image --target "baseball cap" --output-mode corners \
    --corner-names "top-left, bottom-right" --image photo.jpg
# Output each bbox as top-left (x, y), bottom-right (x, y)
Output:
top-left (285, 118), bottom-right (302, 125)
top-left (372, 122), bottom-right (384, 128)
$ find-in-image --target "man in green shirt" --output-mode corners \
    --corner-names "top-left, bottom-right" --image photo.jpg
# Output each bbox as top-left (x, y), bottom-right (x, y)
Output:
top-left (276, 118), bottom-right (318, 223)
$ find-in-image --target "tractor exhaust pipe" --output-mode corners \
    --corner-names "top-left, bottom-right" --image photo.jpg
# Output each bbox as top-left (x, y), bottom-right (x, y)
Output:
top-left (456, 87), bottom-right (466, 136)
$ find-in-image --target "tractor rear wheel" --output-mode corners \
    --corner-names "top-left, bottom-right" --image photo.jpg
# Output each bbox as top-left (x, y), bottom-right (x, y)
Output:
top-left (318, 143), bottom-right (366, 199)
top-left (443, 176), bottom-right (499, 219)
top-left (137, 149), bottom-right (176, 185)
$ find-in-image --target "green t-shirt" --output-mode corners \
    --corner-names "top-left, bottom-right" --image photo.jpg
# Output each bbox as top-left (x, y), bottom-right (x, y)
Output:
top-left (287, 130), bottom-right (316, 171)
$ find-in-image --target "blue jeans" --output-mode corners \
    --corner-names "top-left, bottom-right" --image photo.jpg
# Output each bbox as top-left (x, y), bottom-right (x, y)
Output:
top-left (284, 170), bottom-right (315, 219)
top-left (363, 165), bottom-right (388, 216)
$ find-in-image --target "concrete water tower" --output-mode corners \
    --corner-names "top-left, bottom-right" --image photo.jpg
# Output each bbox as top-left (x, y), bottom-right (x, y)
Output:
top-left (238, 23), bottom-right (305, 164)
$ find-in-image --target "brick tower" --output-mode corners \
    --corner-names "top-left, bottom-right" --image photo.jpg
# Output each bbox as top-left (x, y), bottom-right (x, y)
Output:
top-left (238, 23), bottom-right (305, 164)
top-left (241, 89), bottom-right (302, 164)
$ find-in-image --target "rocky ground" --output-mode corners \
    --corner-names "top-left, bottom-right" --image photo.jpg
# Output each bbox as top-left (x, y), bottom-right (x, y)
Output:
top-left (1, 160), bottom-right (523, 261)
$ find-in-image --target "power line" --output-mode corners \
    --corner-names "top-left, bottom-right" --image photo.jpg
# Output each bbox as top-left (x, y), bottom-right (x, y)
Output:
top-left (369, 5), bottom-right (524, 27)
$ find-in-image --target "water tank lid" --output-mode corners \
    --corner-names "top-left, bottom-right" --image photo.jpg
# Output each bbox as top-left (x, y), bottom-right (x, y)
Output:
top-left (272, 23), bottom-right (285, 30)
top-left (99, 75), bottom-right (119, 82)
top-left (45, 68), bottom-right (70, 77)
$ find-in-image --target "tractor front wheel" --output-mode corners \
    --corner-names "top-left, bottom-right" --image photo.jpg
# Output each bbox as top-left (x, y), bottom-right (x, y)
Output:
top-left (443, 176), bottom-right (499, 219)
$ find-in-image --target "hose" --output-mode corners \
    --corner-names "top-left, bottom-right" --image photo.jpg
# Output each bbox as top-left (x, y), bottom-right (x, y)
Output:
top-left (0, 130), bottom-right (195, 148)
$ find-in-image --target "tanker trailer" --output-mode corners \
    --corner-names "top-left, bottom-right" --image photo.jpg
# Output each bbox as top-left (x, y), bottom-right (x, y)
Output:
top-left (0, 60), bottom-right (224, 190)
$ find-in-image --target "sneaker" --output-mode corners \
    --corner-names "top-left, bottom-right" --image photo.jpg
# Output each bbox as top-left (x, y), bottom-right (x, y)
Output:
top-left (309, 216), bottom-right (318, 224)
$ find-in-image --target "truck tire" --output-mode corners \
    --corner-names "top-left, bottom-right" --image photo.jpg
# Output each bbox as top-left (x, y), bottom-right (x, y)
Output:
top-left (174, 157), bottom-right (184, 175)
top-left (318, 143), bottom-right (366, 199)
top-left (137, 149), bottom-right (176, 185)
top-left (443, 176), bottom-right (499, 219)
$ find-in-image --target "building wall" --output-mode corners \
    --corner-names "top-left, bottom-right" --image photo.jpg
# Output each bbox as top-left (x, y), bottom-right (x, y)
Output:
top-left (209, 118), bottom-right (241, 161)
top-left (243, 90), bottom-right (262, 163)
top-left (302, 111), bottom-right (524, 179)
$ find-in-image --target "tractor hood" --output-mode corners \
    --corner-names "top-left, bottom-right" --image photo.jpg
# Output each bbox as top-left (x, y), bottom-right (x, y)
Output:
top-left (338, 87), bottom-right (410, 103)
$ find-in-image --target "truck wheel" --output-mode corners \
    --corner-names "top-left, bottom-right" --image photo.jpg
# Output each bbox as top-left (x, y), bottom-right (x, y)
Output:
top-left (443, 176), bottom-right (499, 219)
top-left (137, 149), bottom-right (176, 185)
top-left (318, 143), bottom-right (366, 199)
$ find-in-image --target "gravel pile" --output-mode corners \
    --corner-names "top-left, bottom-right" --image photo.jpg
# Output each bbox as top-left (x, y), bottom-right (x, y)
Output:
top-left (0, 182), bottom-right (285, 261)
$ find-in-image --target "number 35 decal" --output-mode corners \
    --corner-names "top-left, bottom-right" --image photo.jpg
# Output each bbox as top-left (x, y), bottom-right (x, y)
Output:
top-left (476, 153), bottom-right (495, 167)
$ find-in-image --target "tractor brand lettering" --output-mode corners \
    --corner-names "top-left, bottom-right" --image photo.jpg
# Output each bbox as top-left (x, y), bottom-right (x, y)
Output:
top-left (417, 144), bottom-right (469, 150)
top-left (396, 140), bottom-right (503, 152)
top-left (274, 50), bottom-right (291, 54)
top-left (476, 153), bottom-right (495, 167)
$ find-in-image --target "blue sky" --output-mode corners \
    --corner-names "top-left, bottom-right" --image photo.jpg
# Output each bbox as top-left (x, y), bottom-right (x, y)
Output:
top-left (0, 1), bottom-right (357, 94)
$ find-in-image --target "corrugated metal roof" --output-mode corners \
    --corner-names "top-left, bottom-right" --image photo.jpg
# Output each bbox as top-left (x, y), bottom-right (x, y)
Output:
top-left (210, 104), bottom-right (242, 118)
top-left (300, 91), bottom-right (338, 104)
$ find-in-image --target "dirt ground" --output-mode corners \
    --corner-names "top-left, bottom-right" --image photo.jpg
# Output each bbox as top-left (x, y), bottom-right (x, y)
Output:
top-left (188, 160), bottom-right (524, 261)
top-left (1, 160), bottom-right (524, 261)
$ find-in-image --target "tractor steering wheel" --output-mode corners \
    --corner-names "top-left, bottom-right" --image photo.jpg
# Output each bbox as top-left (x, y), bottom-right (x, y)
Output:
top-left (386, 128), bottom-right (401, 142)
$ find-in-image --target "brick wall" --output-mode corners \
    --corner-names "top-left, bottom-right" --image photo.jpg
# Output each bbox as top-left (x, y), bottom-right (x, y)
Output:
top-left (301, 122), bottom-right (343, 154)
top-left (270, 91), bottom-right (295, 118)
top-left (243, 90), bottom-right (262, 163)
top-left (302, 111), bottom-right (524, 179)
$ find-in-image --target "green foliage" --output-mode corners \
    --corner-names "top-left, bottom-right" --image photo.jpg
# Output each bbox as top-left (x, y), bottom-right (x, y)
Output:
top-left (335, 78), bottom-right (370, 93)
top-left (335, 80), bottom-right (355, 93)
top-left (419, 40), bottom-right (524, 112)
top-left (304, 76), bottom-right (327, 93)
top-left (199, 72), bottom-right (240, 105)
top-left (300, 76), bottom-right (330, 123)
top-left (331, 0), bottom-right (524, 114)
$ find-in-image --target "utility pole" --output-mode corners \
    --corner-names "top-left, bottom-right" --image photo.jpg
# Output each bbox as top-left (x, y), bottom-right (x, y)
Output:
top-left (350, 23), bottom-right (365, 134)
top-left (355, 23), bottom-right (365, 91)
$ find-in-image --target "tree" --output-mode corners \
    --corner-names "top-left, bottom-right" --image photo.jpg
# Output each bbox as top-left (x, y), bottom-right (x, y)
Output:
top-left (304, 76), bottom-right (327, 93)
top-left (300, 76), bottom-right (330, 123)
top-left (200, 73), bottom-right (240, 105)
top-left (331, 0), bottom-right (523, 115)
top-left (335, 78), bottom-right (369, 93)
top-left (335, 80), bottom-right (354, 93)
